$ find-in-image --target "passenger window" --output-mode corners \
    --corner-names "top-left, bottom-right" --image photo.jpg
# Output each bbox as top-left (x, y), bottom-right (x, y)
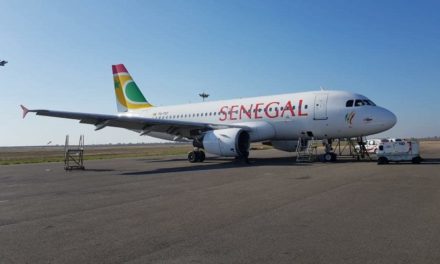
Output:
top-left (346, 100), bottom-right (354, 107)
top-left (305, 105), bottom-right (308, 109)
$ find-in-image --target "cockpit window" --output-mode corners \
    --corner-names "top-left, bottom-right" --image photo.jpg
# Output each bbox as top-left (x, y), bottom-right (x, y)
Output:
top-left (367, 100), bottom-right (376, 106)
top-left (355, 100), bottom-right (365, 106)
top-left (346, 100), bottom-right (354, 107)
top-left (363, 100), bottom-right (371, 105)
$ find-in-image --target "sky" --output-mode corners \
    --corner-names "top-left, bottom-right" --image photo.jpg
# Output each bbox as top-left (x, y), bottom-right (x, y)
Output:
top-left (1, 0), bottom-right (439, 146)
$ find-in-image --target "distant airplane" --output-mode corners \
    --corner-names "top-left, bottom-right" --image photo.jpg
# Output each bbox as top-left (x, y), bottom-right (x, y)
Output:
top-left (21, 64), bottom-right (397, 163)
top-left (0, 60), bottom-right (7, 66)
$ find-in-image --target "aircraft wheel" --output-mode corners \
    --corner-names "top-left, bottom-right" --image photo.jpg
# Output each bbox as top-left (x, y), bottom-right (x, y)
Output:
top-left (188, 151), bottom-right (199, 163)
top-left (323, 153), bottom-right (333, 162)
top-left (198, 151), bottom-right (206, 162)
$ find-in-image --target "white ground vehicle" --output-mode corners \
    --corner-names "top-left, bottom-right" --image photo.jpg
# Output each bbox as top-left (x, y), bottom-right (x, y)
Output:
top-left (356, 139), bottom-right (389, 154)
top-left (377, 140), bottom-right (422, 164)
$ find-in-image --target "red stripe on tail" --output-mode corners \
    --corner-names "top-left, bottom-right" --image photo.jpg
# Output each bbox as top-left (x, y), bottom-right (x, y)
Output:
top-left (112, 64), bottom-right (128, 74)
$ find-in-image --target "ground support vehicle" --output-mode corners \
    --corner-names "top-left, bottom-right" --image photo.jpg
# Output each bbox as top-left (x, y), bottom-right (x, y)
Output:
top-left (377, 140), bottom-right (421, 164)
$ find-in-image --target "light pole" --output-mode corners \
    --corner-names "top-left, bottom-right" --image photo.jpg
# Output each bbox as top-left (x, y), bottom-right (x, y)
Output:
top-left (199, 92), bottom-right (209, 102)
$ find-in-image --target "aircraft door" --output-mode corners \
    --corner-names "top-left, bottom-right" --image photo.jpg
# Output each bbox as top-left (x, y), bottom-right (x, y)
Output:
top-left (314, 93), bottom-right (328, 120)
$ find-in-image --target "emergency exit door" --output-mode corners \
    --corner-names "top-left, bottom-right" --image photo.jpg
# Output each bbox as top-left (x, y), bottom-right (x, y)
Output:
top-left (314, 94), bottom-right (328, 120)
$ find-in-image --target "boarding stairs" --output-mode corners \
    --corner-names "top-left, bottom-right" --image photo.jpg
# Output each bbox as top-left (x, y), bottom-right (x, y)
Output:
top-left (64, 135), bottom-right (85, 170)
top-left (296, 138), bottom-right (318, 163)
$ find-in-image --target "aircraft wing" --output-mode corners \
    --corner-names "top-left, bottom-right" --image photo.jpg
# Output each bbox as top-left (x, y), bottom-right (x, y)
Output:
top-left (20, 105), bottom-right (249, 139)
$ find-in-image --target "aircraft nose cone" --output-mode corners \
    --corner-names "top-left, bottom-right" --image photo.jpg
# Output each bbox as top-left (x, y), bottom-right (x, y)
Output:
top-left (383, 109), bottom-right (397, 130)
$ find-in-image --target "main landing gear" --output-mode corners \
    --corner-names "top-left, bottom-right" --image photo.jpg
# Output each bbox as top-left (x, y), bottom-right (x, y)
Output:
top-left (188, 149), bottom-right (206, 163)
top-left (235, 152), bottom-right (250, 164)
top-left (188, 137), bottom-right (206, 163)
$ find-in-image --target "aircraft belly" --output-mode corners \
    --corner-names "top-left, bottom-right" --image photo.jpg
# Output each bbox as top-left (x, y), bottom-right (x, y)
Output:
top-left (271, 120), bottom-right (303, 140)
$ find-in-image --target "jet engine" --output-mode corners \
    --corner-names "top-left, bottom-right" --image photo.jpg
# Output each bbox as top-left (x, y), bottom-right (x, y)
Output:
top-left (202, 128), bottom-right (250, 157)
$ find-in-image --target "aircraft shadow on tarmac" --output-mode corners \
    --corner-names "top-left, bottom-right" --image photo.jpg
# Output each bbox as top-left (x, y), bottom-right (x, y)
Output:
top-left (81, 169), bottom-right (116, 172)
top-left (122, 157), bottom-right (440, 176)
top-left (123, 156), bottom-right (311, 176)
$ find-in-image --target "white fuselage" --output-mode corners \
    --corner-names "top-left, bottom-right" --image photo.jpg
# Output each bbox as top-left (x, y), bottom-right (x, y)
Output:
top-left (126, 90), bottom-right (396, 142)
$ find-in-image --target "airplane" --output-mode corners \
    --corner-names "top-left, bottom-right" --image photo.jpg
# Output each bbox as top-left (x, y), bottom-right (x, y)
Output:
top-left (21, 64), bottom-right (397, 163)
top-left (0, 60), bottom-right (7, 66)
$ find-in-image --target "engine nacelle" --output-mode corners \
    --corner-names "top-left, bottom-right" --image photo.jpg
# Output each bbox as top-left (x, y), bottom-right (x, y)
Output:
top-left (233, 121), bottom-right (276, 142)
top-left (271, 140), bottom-right (300, 152)
top-left (202, 128), bottom-right (250, 157)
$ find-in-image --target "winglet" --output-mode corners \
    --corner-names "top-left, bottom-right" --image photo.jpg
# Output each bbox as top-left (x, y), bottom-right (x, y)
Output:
top-left (20, 105), bottom-right (30, 119)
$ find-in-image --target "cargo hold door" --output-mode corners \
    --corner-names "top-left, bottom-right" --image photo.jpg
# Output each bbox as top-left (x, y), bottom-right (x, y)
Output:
top-left (314, 93), bottom-right (328, 120)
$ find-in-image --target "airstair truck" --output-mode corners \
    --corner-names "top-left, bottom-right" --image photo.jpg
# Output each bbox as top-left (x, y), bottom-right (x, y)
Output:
top-left (376, 140), bottom-right (422, 164)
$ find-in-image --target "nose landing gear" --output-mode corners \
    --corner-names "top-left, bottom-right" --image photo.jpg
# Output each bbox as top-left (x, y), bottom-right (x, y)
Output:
top-left (322, 139), bottom-right (337, 162)
top-left (322, 152), bottom-right (337, 162)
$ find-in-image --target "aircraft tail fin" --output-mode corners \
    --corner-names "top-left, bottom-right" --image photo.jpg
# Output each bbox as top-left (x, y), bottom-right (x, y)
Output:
top-left (112, 64), bottom-right (153, 112)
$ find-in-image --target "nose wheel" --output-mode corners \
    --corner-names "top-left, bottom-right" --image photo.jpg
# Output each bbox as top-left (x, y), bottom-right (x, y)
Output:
top-left (188, 149), bottom-right (206, 163)
top-left (322, 152), bottom-right (337, 162)
top-left (322, 139), bottom-right (337, 162)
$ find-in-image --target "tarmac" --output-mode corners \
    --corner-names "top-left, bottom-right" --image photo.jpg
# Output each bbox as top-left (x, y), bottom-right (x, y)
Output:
top-left (1, 148), bottom-right (440, 264)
